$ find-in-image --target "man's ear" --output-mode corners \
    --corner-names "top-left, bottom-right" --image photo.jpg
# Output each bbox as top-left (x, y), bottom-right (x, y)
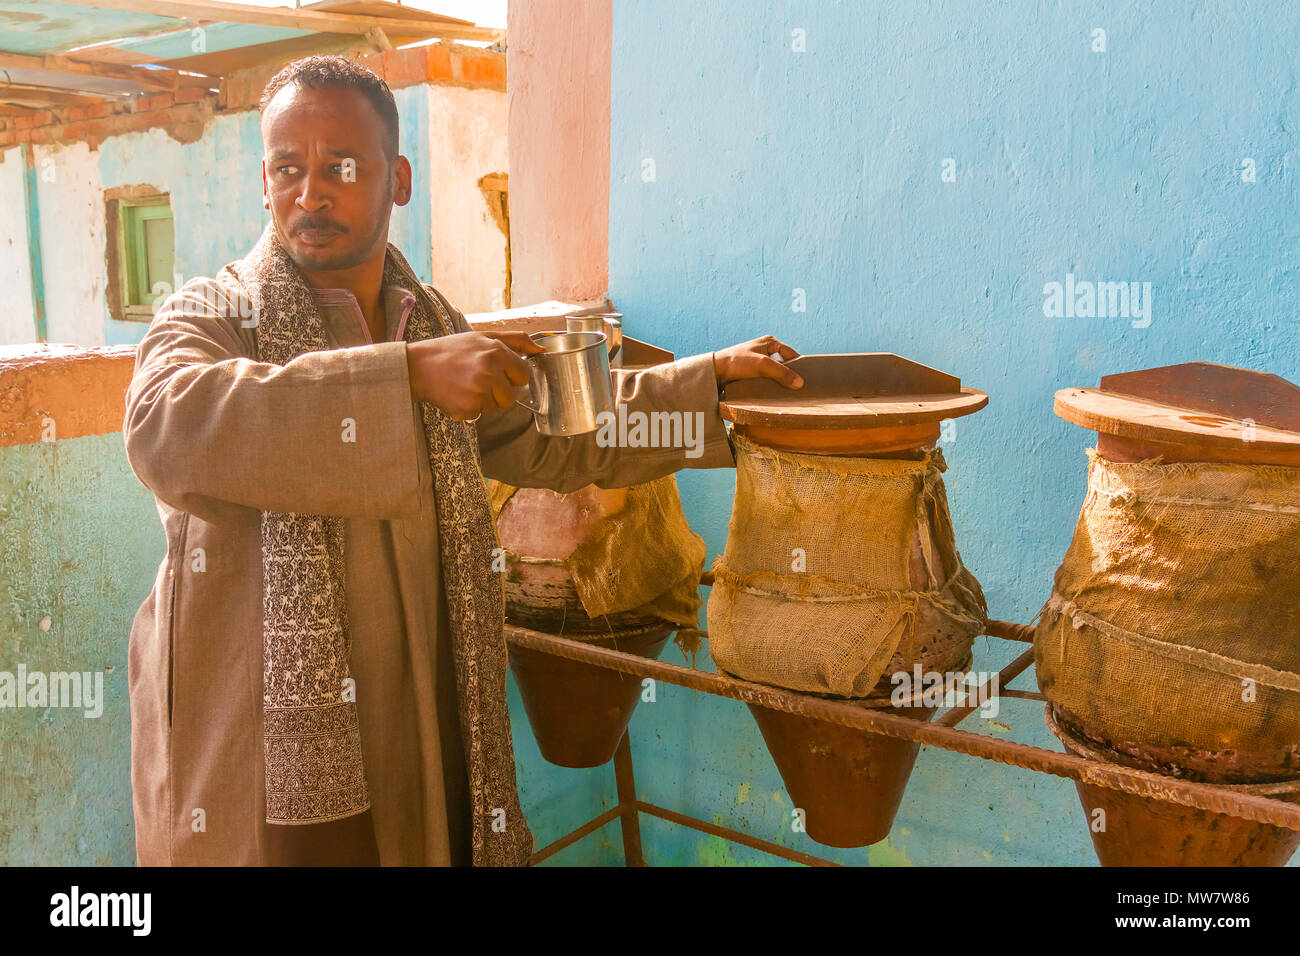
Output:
top-left (393, 155), bottom-right (413, 207)
top-left (261, 159), bottom-right (270, 210)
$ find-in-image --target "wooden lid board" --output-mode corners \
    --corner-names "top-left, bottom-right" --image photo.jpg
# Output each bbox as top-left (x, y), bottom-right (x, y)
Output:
top-left (720, 353), bottom-right (987, 430)
top-left (1054, 362), bottom-right (1300, 466)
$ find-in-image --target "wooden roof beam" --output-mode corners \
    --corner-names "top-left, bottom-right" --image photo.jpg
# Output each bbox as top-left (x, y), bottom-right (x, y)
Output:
top-left (59, 0), bottom-right (503, 44)
top-left (0, 84), bottom-right (121, 107)
top-left (0, 51), bottom-right (212, 92)
top-left (366, 27), bottom-right (393, 53)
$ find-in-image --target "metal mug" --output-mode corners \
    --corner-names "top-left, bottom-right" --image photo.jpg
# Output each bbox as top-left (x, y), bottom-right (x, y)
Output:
top-left (565, 308), bottom-right (623, 367)
top-left (517, 330), bottom-right (616, 436)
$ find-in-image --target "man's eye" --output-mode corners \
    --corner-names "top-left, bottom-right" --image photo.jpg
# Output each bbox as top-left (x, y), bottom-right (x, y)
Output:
top-left (277, 166), bottom-right (298, 175)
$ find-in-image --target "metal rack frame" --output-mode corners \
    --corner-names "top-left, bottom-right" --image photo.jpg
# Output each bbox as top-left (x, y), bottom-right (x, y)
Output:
top-left (507, 620), bottom-right (1300, 867)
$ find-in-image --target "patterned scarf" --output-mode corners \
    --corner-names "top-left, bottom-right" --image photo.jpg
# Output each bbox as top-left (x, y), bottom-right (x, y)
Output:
top-left (222, 225), bottom-right (533, 866)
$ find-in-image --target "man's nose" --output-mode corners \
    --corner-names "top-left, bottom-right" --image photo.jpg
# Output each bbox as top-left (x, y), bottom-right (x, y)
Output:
top-left (295, 168), bottom-right (333, 212)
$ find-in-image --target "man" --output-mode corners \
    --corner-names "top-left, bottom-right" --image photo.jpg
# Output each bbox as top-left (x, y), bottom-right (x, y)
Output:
top-left (123, 56), bottom-right (800, 866)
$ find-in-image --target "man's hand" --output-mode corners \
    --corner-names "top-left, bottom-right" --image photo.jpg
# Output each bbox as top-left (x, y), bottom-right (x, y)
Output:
top-left (406, 331), bottom-right (544, 420)
top-left (713, 335), bottom-right (803, 389)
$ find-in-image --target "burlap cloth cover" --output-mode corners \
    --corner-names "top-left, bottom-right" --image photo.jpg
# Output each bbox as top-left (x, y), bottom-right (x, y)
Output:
top-left (488, 475), bottom-right (707, 631)
top-left (706, 434), bottom-right (987, 698)
top-left (1036, 450), bottom-right (1300, 778)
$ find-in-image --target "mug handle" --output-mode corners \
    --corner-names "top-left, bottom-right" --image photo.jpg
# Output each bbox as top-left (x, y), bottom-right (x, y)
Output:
top-left (515, 379), bottom-right (547, 417)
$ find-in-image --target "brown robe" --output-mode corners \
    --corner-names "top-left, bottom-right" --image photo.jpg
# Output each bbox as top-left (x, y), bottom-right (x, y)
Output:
top-left (122, 269), bottom-right (733, 865)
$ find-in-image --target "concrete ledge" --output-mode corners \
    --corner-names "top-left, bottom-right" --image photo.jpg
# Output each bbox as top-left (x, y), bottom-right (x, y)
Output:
top-left (0, 344), bottom-right (135, 447)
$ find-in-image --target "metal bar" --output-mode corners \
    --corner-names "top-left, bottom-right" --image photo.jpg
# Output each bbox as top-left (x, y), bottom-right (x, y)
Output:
top-left (986, 619), bottom-right (1035, 643)
top-left (612, 733), bottom-right (646, 866)
top-left (1000, 689), bottom-right (1047, 702)
top-left (936, 646), bottom-right (1037, 727)
top-left (530, 805), bottom-right (624, 865)
top-left (504, 624), bottom-right (1300, 830)
top-left (634, 802), bottom-right (841, 867)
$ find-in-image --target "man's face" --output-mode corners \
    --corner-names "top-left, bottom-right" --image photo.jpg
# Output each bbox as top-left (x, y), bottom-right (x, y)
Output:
top-left (261, 83), bottom-right (411, 274)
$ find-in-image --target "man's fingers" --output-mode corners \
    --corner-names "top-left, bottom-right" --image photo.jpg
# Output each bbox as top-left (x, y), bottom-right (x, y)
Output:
top-left (502, 362), bottom-right (530, 388)
top-left (496, 343), bottom-right (532, 386)
top-left (483, 331), bottom-right (545, 355)
top-left (757, 355), bottom-right (804, 388)
top-left (488, 380), bottom-right (517, 411)
top-left (769, 340), bottom-right (800, 361)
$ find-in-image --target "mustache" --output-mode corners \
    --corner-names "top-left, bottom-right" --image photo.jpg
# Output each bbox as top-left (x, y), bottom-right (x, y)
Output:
top-left (291, 216), bottom-right (349, 234)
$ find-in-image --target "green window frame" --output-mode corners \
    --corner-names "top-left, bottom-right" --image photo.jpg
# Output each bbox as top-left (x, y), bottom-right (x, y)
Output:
top-left (116, 195), bottom-right (174, 320)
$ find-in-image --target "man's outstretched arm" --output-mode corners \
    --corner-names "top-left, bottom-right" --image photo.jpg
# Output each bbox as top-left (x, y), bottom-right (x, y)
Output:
top-left (475, 349), bottom-right (734, 491)
top-left (124, 278), bottom-right (425, 524)
top-left (412, 295), bottom-right (800, 492)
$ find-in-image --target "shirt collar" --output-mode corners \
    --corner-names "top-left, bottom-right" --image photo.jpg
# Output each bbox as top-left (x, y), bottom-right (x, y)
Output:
top-left (308, 284), bottom-right (417, 344)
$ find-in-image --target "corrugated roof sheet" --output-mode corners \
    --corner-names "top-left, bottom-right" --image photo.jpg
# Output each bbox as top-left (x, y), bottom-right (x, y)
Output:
top-left (0, 0), bottom-right (500, 111)
top-left (0, 0), bottom-right (181, 56)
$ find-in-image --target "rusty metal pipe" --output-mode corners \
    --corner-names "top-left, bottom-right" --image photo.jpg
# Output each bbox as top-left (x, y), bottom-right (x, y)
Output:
top-left (935, 646), bottom-right (1037, 727)
top-left (504, 623), bottom-right (1300, 831)
top-left (633, 801), bottom-right (841, 867)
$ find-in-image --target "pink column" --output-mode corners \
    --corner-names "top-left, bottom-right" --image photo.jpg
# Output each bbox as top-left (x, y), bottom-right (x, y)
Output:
top-left (507, 0), bottom-right (611, 305)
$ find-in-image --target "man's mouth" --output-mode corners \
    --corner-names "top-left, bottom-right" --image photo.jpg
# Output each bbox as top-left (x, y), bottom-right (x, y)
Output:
top-left (293, 224), bottom-right (346, 246)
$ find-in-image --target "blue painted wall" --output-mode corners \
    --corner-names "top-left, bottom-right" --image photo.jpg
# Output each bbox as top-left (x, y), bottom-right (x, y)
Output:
top-left (605, 0), bottom-right (1300, 864)
top-left (390, 85), bottom-right (434, 285)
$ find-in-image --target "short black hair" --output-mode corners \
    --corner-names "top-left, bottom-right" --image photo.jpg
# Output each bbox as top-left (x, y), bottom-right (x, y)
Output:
top-left (259, 55), bottom-right (399, 158)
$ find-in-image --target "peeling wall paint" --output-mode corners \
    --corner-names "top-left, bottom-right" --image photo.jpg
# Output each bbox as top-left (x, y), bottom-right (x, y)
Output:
top-left (0, 148), bottom-right (36, 346)
top-left (426, 85), bottom-right (510, 312)
top-left (36, 142), bottom-right (106, 346)
top-left (96, 112), bottom-right (267, 347)
top-left (390, 85), bottom-right (433, 285)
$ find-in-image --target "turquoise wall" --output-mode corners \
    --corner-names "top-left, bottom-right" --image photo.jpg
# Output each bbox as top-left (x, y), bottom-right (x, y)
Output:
top-left (0, 435), bottom-right (162, 865)
top-left (391, 85), bottom-right (434, 286)
top-left (598, 0), bottom-right (1300, 864)
top-left (99, 84), bottom-right (434, 347)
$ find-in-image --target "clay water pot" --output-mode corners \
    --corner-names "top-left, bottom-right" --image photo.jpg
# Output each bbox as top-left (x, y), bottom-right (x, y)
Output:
top-left (497, 484), bottom-right (663, 635)
top-left (509, 622), bottom-right (672, 768)
top-left (1046, 707), bottom-right (1300, 867)
top-left (711, 355), bottom-right (987, 847)
top-left (1045, 364), bottom-right (1300, 865)
top-left (737, 677), bottom-right (939, 848)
